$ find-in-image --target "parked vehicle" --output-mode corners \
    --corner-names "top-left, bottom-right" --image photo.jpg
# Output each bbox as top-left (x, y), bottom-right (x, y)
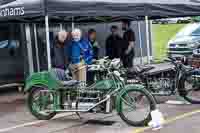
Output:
top-left (0, 23), bottom-right (25, 90)
top-left (191, 16), bottom-right (200, 22)
top-left (168, 23), bottom-right (200, 58)
top-left (125, 57), bottom-right (200, 104)
top-left (152, 17), bottom-right (191, 24)
top-left (0, 39), bottom-right (24, 88)
top-left (24, 58), bottom-right (156, 127)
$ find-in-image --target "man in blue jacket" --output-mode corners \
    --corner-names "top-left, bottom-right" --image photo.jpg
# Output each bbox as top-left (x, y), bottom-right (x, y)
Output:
top-left (65, 28), bottom-right (93, 82)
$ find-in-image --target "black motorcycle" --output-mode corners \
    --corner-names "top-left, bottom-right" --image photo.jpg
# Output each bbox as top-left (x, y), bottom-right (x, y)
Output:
top-left (124, 57), bottom-right (200, 104)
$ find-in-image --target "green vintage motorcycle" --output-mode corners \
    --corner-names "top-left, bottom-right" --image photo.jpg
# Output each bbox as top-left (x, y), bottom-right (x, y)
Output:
top-left (24, 58), bottom-right (156, 127)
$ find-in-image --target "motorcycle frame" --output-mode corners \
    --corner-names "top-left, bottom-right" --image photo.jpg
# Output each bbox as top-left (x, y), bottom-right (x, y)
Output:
top-left (141, 62), bottom-right (193, 96)
top-left (38, 71), bottom-right (125, 113)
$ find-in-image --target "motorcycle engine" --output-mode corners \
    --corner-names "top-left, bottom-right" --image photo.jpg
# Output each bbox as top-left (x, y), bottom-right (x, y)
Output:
top-left (147, 71), bottom-right (175, 95)
top-left (74, 89), bottom-right (113, 113)
top-left (149, 78), bottom-right (173, 93)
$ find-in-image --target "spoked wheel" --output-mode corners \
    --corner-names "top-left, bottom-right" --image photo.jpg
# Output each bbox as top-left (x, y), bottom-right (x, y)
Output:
top-left (182, 74), bottom-right (200, 104)
top-left (119, 88), bottom-right (156, 127)
top-left (27, 86), bottom-right (56, 120)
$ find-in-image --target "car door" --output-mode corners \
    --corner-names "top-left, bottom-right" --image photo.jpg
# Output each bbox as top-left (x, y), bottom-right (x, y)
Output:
top-left (0, 24), bottom-right (24, 86)
top-left (0, 40), bottom-right (24, 85)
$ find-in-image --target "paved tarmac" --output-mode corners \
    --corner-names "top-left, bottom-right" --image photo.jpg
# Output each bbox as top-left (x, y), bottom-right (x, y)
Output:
top-left (0, 91), bottom-right (200, 133)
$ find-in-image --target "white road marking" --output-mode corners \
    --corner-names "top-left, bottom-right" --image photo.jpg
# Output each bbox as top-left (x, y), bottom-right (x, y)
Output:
top-left (0, 113), bottom-right (73, 133)
top-left (134, 109), bottom-right (200, 133)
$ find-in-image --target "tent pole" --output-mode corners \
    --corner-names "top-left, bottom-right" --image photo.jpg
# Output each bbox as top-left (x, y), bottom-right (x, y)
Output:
top-left (149, 20), bottom-right (153, 60)
top-left (145, 16), bottom-right (151, 64)
top-left (138, 21), bottom-right (143, 64)
top-left (72, 16), bottom-right (74, 30)
top-left (45, 15), bottom-right (52, 70)
top-left (59, 23), bottom-right (63, 31)
top-left (25, 24), bottom-right (34, 74)
top-left (33, 24), bottom-right (40, 72)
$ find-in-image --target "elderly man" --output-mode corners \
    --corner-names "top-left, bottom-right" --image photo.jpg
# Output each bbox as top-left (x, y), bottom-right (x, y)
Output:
top-left (65, 28), bottom-right (93, 82)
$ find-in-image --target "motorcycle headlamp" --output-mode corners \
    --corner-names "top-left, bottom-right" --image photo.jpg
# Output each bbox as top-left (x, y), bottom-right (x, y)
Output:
top-left (110, 59), bottom-right (121, 69)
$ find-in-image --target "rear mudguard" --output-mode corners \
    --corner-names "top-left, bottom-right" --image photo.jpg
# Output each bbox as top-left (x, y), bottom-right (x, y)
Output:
top-left (24, 71), bottom-right (61, 92)
top-left (116, 84), bottom-right (146, 113)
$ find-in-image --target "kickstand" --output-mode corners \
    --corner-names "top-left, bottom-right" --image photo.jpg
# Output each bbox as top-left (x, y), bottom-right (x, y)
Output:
top-left (76, 112), bottom-right (82, 119)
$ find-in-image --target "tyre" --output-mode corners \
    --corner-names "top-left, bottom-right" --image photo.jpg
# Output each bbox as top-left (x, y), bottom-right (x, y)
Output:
top-left (179, 71), bottom-right (200, 104)
top-left (27, 86), bottom-right (56, 120)
top-left (177, 20), bottom-right (182, 24)
top-left (118, 87), bottom-right (156, 127)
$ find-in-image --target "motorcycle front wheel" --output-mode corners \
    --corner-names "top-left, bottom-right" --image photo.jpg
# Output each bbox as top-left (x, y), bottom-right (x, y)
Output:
top-left (27, 86), bottom-right (56, 120)
top-left (180, 72), bottom-right (200, 104)
top-left (118, 87), bottom-right (156, 127)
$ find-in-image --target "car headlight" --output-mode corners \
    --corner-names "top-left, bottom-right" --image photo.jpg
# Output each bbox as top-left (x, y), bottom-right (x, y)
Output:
top-left (191, 41), bottom-right (200, 48)
top-left (190, 43), bottom-right (196, 48)
top-left (190, 41), bottom-right (200, 48)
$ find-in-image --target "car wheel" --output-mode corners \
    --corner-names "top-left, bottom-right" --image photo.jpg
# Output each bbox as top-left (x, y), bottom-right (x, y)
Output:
top-left (177, 20), bottom-right (182, 24)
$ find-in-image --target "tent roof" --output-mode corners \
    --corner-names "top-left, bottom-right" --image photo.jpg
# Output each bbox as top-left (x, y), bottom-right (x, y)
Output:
top-left (1, 0), bottom-right (200, 22)
top-left (0, 0), bottom-right (44, 21)
top-left (46, 0), bottom-right (200, 18)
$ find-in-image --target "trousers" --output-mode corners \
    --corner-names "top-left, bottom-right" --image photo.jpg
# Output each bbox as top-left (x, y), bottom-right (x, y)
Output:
top-left (69, 62), bottom-right (87, 82)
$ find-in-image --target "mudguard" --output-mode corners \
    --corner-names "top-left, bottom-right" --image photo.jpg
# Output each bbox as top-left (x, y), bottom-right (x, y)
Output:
top-left (116, 84), bottom-right (145, 113)
top-left (24, 71), bottom-right (61, 92)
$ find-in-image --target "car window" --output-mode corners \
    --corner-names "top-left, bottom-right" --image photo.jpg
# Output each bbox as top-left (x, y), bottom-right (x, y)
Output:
top-left (176, 23), bottom-right (200, 37)
top-left (0, 40), bottom-right (19, 49)
top-left (191, 27), bottom-right (200, 36)
top-left (0, 24), bottom-right (21, 57)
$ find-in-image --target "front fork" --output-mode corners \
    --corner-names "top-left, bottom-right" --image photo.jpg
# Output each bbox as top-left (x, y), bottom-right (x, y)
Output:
top-left (176, 69), bottom-right (195, 96)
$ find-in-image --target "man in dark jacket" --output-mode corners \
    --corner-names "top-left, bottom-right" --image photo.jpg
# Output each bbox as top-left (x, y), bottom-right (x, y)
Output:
top-left (106, 25), bottom-right (123, 59)
top-left (121, 20), bottom-right (136, 68)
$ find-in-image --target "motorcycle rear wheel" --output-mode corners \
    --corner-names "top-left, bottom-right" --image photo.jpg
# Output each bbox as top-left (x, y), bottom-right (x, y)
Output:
top-left (27, 86), bottom-right (56, 120)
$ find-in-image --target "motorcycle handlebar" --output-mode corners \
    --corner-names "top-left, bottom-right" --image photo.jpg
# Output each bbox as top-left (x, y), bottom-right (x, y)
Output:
top-left (164, 56), bottom-right (194, 71)
top-left (164, 57), bottom-right (182, 64)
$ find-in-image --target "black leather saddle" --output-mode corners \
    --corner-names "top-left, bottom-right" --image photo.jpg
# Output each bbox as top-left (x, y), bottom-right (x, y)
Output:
top-left (127, 65), bottom-right (155, 75)
top-left (60, 80), bottom-right (80, 87)
top-left (136, 65), bottom-right (155, 73)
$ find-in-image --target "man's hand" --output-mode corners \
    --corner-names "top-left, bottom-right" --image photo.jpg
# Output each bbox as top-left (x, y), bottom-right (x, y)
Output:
top-left (125, 49), bottom-right (129, 55)
top-left (125, 41), bottom-right (134, 55)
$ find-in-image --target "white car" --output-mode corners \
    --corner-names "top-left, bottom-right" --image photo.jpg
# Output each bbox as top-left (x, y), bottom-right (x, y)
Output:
top-left (168, 23), bottom-right (200, 58)
top-left (153, 17), bottom-right (191, 24)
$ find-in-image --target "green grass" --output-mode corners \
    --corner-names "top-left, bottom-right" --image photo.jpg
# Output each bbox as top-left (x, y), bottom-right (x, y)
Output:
top-left (152, 24), bottom-right (186, 61)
